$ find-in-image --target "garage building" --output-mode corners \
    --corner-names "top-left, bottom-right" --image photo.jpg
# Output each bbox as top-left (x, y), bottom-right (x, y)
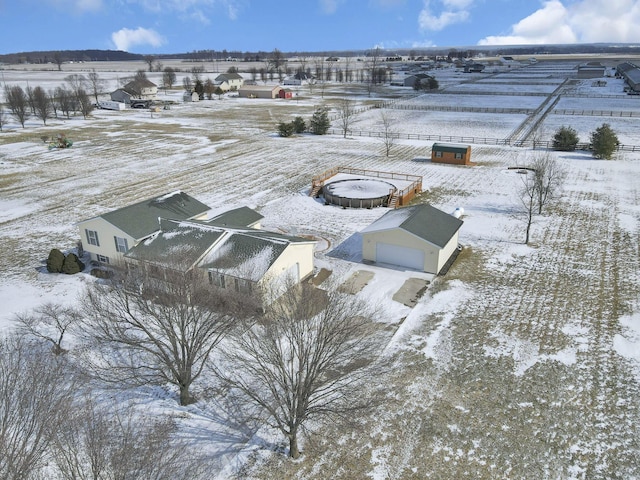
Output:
top-left (361, 204), bottom-right (463, 274)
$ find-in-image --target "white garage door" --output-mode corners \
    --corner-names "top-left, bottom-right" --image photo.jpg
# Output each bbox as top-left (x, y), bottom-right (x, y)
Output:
top-left (375, 243), bottom-right (425, 271)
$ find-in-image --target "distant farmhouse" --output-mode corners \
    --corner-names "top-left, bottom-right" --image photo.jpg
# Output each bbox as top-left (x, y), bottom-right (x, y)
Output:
top-left (77, 192), bottom-right (315, 293)
top-left (214, 72), bottom-right (244, 92)
top-left (110, 78), bottom-right (158, 104)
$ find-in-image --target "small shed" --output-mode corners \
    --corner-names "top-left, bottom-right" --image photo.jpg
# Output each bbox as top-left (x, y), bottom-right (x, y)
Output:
top-left (183, 91), bottom-right (199, 102)
top-left (361, 204), bottom-right (463, 274)
top-left (278, 88), bottom-right (293, 99)
top-left (431, 143), bottom-right (472, 165)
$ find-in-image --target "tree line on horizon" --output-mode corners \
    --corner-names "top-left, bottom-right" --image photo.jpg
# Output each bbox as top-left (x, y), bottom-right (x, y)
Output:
top-left (4, 42), bottom-right (640, 67)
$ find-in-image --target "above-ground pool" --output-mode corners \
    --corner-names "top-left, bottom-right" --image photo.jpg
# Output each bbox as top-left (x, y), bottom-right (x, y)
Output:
top-left (323, 178), bottom-right (396, 208)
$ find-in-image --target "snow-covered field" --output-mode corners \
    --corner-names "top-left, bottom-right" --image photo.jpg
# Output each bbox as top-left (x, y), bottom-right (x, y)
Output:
top-left (1, 59), bottom-right (639, 479)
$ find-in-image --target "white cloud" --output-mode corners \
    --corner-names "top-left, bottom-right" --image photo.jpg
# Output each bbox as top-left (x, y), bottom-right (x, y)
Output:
top-left (418, 0), bottom-right (472, 31)
top-left (478, 0), bottom-right (640, 46)
top-left (111, 27), bottom-right (165, 52)
top-left (45, 0), bottom-right (103, 12)
top-left (127, 0), bottom-right (242, 21)
top-left (319, 0), bottom-right (341, 14)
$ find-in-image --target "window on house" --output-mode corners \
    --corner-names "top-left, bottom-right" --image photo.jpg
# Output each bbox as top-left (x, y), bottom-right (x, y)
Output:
top-left (454, 152), bottom-right (463, 159)
top-left (208, 271), bottom-right (225, 288)
top-left (435, 151), bottom-right (443, 158)
top-left (96, 254), bottom-right (109, 264)
top-left (114, 236), bottom-right (129, 253)
top-left (85, 229), bottom-right (100, 246)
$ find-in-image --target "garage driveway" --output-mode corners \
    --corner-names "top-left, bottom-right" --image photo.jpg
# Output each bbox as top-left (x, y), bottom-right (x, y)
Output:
top-left (338, 265), bottom-right (434, 308)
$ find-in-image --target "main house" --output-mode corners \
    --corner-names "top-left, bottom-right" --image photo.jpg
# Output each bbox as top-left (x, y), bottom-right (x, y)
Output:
top-left (361, 204), bottom-right (463, 274)
top-left (77, 192), bottom-right (315, 291)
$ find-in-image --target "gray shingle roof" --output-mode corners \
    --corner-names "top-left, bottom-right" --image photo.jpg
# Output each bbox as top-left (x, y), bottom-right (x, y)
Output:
top-left (99, 191), bottom-right (210, 240)
top-left (126, 216), bottom-right (314, 281)
top-left (215, 73), bottom-right (243, 81)
top-left (362, 204), bottom-right (463, 248)
top-left (124, 219), bottom-right (224, 271)
top-left (208, 206), bottom-right (264, 228)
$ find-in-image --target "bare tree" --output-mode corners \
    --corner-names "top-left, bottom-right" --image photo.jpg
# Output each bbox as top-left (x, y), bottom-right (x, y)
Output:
top-left (54, 86), bottom-right (73, 118)
top-left (216, 282), bottom-right (382, 458)
top-left (133, 69), bottom-right (148, 84)
top-left (65, 73), bottom-right (87, 94)
top-left (365, 46), bottom-right (382, 97)
top-left (87, 69), bottom-right (105, 103)
top-left (204, 78), bottom-right (215, 99)
top-left (530, 152), bottom-right (566, 214)
top-left (269, 48), bottom-right (286, 70)
top-left (337, 98), bottom-right (355, 138)
top-left (52, 396), bottom-right (210, 480)
top-left (163, 66), bottom-right (177, 89)
top-left (143, 54), bottom-right (156, 72)
top-left (77, 87), bottom-right (94, 119)
top-left (343, 55), bottom-right (353, 82)
top-left (191, 65), bottom-right (204, 82)
top-left (32, 86), bottom-right (52, 125)
top-left (81, 268), bottom-right (241, 405)
top-left (48, 89), bottom-right (59, 118)
top-left (0, 105), bottom-right (6, 131)
top-left (0, 334), bottom-right (75, 480)
top-left (517, 169), bottom-right (538, 245)
top-left (16, 302), bottom-right (80, 355)
top-left (25, 85), bottom-right (36, 114)
top-left (53, 51), bottom-right (64, 71)
top-left (182, 75), bottom-right (193, 93)
top-left (4, 85), bottom-right (30, 127)
top-left (379, 109), bottom-right (397, 157)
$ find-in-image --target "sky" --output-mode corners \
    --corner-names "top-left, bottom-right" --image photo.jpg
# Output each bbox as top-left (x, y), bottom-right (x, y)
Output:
top-left (1, 0), bottom-right (640, 55)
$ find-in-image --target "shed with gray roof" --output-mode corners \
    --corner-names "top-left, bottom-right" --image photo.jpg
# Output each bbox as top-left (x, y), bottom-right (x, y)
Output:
top-left (361, 204), bottom-right (463, 274)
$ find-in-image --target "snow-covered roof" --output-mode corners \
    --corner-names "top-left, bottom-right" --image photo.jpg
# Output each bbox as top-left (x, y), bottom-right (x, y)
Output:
top-left (362, 204), bottom-right (463, 248)
top-left (126, 214), bottom-right (314, 282)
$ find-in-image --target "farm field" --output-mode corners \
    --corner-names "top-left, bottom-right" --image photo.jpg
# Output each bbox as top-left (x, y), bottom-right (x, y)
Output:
top-left (0, 58), bottom-right (639, 479)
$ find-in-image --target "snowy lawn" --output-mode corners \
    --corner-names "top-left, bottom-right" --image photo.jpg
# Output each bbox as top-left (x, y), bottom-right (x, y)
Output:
top-left (1, 58), bottom-right (639, 479)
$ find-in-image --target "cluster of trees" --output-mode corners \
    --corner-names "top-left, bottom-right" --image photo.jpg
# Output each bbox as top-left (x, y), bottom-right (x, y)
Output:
top-left (177, 66), bottom-right (226, 100)
top-left (0, 334), bottom-right (211, 479)
top-left (2, 267), bottom-right (382, 473)
top-left (278, 106), bottom-right (329, 137)
top-left (1, 72), bottom-right (103, 129)
top-left (552, 124), bottom-right (620, 159)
